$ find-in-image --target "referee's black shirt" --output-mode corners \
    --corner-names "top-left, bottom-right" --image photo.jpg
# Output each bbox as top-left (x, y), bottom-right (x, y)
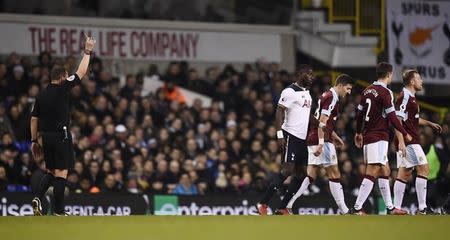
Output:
top-left (31, 74), bottom-right (81, 132)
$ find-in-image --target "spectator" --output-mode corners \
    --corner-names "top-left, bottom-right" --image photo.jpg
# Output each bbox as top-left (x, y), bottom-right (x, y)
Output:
top-left (120, 74), bottom-right (137, 100)
top-left (101, 173), bottom-right (120, 193)
top-left (164, 62), bottom-right (183, 87)
top-left (186, 68), bottom-right (212, 96)
top-left (162, 82), bottom-right (186, 105)
top-left (0, 105), bottom-right (14, 138)
top-left (86, 160), bottom-right (104, 187)
top-left (67, 172), bottom-right (81, 193)
top-left (6, 65), bottom-right (27, 97)
top-left (173, 173), bottom-right (198, 195)
top-left (0, 166), bottom-right (7, 192)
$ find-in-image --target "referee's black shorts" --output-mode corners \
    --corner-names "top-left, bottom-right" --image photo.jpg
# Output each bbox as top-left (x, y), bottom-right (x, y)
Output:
top-left (283, 130), bottom-right (308, 166)
top-left (41, 132), bottom-right (74, 170)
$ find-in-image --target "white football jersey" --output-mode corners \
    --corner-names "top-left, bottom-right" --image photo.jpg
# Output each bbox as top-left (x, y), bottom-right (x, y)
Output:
top-left (278, 84), bottom-right (312, 140)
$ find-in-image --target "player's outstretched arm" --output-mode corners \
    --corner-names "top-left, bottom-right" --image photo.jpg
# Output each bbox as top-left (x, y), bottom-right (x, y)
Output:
top-left (76, 34), bottom-right (96, 79)
top-left (419, 118), bottom-right (443, 133)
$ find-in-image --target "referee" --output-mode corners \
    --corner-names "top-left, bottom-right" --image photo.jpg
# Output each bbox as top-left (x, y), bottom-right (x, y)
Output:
top-left (30, 34), bottom-right (96, 216)
top-left (257, 65), bottom-right (314, 215)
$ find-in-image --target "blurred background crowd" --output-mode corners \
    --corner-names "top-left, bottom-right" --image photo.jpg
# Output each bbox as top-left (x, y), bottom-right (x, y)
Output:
top-left (0, 51), bottom-right (449, 207)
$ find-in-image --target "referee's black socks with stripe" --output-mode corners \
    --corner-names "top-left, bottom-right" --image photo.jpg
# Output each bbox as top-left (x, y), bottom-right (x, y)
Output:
top-left (53, 177), bottom-right (66, 214)
top-left (36, 172), bottom-right (55, 200)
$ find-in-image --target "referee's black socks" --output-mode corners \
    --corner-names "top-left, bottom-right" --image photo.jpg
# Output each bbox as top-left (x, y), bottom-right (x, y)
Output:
top-left (36, 172), bottom-right (55, 200)
top-left (53, 177), bottom-right (66, 214)
top-left (279, 175), bottom-right (302, 208)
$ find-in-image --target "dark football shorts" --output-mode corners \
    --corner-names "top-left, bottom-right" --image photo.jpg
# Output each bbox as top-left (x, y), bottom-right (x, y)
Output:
top-left (41, 132), bottom-right (74, 170)
top-left (283, 130), bottom-right (308, 166)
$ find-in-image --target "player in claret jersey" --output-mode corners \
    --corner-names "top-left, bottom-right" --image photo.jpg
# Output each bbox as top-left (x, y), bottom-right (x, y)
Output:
top-left (349, 62), bottom-right (412, 215)
top-left (393, 69), bottom-right (442, 215)
top-left (286, 74), bottom-right (354, 214)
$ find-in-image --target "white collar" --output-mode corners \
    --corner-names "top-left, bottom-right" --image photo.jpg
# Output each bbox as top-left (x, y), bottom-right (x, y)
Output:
top-left (403, 87), bottom-right (415, 97)
top-left (373, 81), bottom-right (387, 88)
top-left (294, 82), bottom-right (306, 91)
top-left (330, 87), bottom-right (338, 99)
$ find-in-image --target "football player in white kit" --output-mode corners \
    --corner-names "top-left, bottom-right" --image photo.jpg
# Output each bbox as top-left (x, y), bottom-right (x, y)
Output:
top-left (257, 65), bottom-right (314, 215)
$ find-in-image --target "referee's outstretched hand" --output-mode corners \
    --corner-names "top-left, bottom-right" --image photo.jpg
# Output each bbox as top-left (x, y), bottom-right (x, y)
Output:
top-left (31, 142), bottom-right (43, 160)
top-left (84, 33), bottom-right (96, 51)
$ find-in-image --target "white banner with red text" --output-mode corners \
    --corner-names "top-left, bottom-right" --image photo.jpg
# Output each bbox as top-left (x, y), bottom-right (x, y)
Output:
top-left (0, 22), bottom-right (281, 63)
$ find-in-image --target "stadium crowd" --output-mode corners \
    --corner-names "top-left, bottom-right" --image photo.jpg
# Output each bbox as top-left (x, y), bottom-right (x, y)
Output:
top-left (0, 51), bottom-right (449, 206)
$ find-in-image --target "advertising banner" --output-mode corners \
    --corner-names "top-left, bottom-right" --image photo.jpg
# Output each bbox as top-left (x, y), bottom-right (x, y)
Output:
top-left (0, 22), bottom-right (281, 63)
top-left (64, 193), bottom-right (148, 216)
top-left (153, 194), bottom-right (372, 215)
top-left (1, 192), bottom-right (376, 216)
top-left (0, 193), bottom-right (148, 216)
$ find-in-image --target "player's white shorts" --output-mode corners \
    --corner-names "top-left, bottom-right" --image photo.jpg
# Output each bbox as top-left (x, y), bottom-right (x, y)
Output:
top-left (396, 144), bottom-right (428, 168)
top-left (363, 140), bottom-right (389, 165)
top-left (308, 142), bottom-right (337, 167)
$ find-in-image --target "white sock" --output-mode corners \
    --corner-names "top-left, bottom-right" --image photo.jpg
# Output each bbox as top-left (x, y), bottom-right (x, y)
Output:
top-left (287, 177), bottom-right (310, 209)
top-left (354, 177), bottom-right (374, 210)
top-left (393, 180), bottom-right (406, 209)
top-left (378, 177), bottom-right (394, 210)
top-left (329, 180), bottom-right (349, 213)
top-left (416, 176), bottom-right (428, 211)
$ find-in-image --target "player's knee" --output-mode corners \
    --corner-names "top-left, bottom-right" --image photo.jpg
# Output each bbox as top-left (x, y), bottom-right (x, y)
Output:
top-left (280, 168), bottom-right (292, 177)
top-left (326, 166), bottom-right (340, 179)
top-left (307, 171), bottom-right (317, 180)
top-left (328, 171), bottom-right (340, 179)
top-left (49, 169), bottom-right (57, 176)
top-left (416, 164), bottom-right (429, 177)
top-left (54, 169), bottom-right (68, 179)
top-left (365, 164), bottom-right (380, 177)
top-left (293, 170), bottom-right (306, 180)
top-left (281, 163), bottom-right (294, 177)
top-left (396, 169), bottom-right (410, 182)
top-left (380, 165), bottom-right (390, 176)
top-left (397, 167), bottom-right (413, 182)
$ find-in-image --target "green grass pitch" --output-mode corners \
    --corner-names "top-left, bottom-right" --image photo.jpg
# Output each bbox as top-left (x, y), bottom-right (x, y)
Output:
top-left (0, 216), bottom-right (448, 240)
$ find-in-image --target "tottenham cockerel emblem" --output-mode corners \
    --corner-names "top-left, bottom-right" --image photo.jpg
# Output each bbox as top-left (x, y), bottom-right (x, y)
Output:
top-left (391, 12), bottom-right (404, 65)
top-left (443, 14), bottom-right (450, 66)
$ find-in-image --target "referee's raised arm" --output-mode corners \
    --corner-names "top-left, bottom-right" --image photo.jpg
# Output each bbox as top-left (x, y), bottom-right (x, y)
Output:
top-left (76, 34), bottom-right (96, 79)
